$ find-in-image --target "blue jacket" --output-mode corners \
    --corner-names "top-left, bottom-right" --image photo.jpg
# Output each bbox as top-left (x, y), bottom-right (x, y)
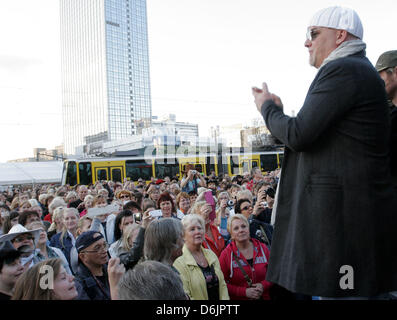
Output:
top-left (49, 231), bottom-right (74, 267)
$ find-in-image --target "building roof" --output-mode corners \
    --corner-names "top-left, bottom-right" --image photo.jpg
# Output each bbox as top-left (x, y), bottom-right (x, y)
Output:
top-left (0, 161), bottom-right (63, 185)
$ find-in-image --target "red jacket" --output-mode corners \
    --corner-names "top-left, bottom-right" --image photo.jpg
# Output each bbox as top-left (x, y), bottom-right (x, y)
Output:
top-left (219, 238), bottom-right (272, 300)
top-left (202, 224), bottom-right (225, 258)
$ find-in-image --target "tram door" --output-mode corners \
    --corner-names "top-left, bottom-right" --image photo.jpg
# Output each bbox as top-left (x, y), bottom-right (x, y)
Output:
top-left (238, 155), bottom-right (260, 175)
top-left (95, 167), bottom-right (109, 181)
top-left (110, 166), bottom-right (123, 182)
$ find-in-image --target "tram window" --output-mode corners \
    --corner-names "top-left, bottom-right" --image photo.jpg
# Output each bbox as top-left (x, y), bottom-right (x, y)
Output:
top-left (252, 161), bottom-right (259, 168)
top-left (66, 161), bottom-right (77, 186)
top-left (195, 164), bottom-right (203, 173)
top-left (79, 162), bottom-right (92, 185)
top-left (155, 163), bottom-right (179, 179)
top-left (97, 169), bottom-right (108, 181)
top-left (126, 160), bottom-right (152, 181)
top-left (242, 161), bottom-right (250, 173)
top-left (260, 154), bottom-right (278, 172)
top-left (112, 168), bottom-right (122, 182)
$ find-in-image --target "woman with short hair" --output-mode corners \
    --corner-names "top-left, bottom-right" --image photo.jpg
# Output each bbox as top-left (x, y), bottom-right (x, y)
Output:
top-left (155, 192), bottom-right (184, 220)
top-left (219, 214), bottom-right (272, 300)
top-left (176, 192), bottom-right (191, 215)
top-left (173, 214), bottom-right (229, 300)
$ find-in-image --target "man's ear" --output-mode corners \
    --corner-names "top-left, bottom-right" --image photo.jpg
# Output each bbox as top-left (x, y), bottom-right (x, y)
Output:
top-left (336, 29), bottom-right (348, 45)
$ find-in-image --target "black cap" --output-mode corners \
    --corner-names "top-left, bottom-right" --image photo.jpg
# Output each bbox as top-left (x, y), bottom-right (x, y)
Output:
top-left (0, 240), bottom-right (21, 262)
top-left (76, 231), bottom-right (104, 253)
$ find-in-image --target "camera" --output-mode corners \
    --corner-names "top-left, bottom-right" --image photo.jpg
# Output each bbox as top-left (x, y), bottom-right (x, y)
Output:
top-left (227, 200), bottom-right (234, 207)
top-left (134, 212), bottom-right (142, 223)
top-left (261, 201), bottom-right (268, 207)
top-left (191, 170), bottom-right (197, 175)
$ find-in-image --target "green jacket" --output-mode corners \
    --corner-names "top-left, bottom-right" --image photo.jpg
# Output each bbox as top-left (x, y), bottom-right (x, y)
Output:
top-left (173, 244), bottom-right (229, 300)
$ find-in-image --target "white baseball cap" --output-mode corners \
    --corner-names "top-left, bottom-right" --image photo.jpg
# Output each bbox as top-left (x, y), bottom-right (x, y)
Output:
top-left (309, 6), bottom-right (363, 40)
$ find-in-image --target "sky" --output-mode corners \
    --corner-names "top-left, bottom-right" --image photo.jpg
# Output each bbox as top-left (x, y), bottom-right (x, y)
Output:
top-left (0, 0), bottom-right (396, 163)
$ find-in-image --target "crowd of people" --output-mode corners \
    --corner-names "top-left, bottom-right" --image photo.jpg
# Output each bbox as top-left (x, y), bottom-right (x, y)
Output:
top-left (0, 167), bottom-right (282, 300)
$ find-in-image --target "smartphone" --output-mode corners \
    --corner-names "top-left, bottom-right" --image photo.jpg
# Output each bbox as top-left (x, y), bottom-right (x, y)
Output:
top-left (204, 190), bottom-right (216, 222)
top-left (134, 212), bottom-right (142, 223)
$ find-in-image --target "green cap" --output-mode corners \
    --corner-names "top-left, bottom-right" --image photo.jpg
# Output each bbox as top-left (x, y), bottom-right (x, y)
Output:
top-left (375, 50), bottom-right (397, 72)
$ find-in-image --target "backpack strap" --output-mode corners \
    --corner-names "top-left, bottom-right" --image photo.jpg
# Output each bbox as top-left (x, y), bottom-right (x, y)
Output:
top-left (231, 251), bottom-right (252, 287)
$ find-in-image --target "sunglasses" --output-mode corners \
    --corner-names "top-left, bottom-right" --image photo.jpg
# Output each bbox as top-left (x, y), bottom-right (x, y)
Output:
top-left (241, 205), bottom-right (253, 211)
top-left (306, 28), bottom-right (320, 41)
top-left (120, 195), bottom-right (130, 199)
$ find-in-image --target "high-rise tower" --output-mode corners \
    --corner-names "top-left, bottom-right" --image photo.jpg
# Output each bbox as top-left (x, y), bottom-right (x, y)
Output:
top-left (60, 0), bottom-right (152, 154)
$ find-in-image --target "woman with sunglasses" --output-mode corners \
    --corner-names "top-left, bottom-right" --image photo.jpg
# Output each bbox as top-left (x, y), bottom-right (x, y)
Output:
top-left (235, 198), bottom-right (273, 249)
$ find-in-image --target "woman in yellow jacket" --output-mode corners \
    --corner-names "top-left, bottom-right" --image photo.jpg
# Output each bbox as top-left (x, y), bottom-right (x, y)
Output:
top-left (173, 214), bottom-right (229, 300)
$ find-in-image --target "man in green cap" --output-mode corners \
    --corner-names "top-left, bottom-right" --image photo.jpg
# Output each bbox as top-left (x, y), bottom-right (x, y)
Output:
top-left (376, 50), bottom-right (397, 188)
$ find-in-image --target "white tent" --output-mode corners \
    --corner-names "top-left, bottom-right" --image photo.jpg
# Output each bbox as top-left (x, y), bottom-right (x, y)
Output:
top-left (0, 161), bottom-right (64, 185)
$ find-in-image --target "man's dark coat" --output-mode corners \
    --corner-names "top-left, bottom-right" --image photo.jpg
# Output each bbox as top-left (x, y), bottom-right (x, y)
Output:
top-left (261, 51), bottom-right (397, 297)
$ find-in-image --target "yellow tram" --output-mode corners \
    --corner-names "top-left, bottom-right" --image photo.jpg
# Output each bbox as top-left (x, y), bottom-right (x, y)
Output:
top-left (61, 148), bottom-right (284, 186)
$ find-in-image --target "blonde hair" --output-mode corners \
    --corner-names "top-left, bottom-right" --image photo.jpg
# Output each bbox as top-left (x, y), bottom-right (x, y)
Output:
top-left (76, 216), bottom-right (92, 236)
top-left (83, 195), bottom-right (94, 203)
top-left (59, 208), bottom-right (79, 248)
top-left (121, 223), bottom-right (140, 251)
top-left (189, 200), bottom-right (208, 215)
top-left (48, 206), bottom-right (65, 232)
top-left (227, 214), bottom-right (249, 235)
top-left (19, 200), bottom-right (32, 210)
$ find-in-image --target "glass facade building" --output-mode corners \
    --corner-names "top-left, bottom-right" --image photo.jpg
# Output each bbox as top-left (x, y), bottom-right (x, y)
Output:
top-left (60, 0), bottom-right (152, 154)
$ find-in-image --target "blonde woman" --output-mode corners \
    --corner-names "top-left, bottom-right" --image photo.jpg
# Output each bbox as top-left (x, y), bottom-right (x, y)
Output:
top-left (173, 214), bottom-right (229, 300)
top-left (47, 207), bottom-right (65, 241)
top-left (219, 214), bottom-right (272, 300)
top-left (49, 207), bottom-right (79, 267)
top-left (109, 223), bottom-right (140, 258)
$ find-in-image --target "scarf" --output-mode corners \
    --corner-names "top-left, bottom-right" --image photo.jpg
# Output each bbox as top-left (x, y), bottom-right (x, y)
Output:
top-left (319, 39), bottom-right (366, 69)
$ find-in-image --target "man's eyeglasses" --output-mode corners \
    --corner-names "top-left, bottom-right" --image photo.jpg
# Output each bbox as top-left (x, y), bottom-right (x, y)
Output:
top-left (82, 243), bottom-right (109, 254)
top-left (241, 205), bottom-right (253, 211)
top-left (306, 28), bottom-right (320, 41)
top-left (12, 235), bottom-right (34, 243)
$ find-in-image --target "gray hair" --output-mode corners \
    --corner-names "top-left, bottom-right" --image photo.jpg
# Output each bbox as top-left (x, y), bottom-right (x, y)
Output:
top-left (181, 213), bottom-right (205, 231)
top-left (48, 197), bottom-right (67, 214)
top-left (118, 260), bottom-right (187, 300)
top-left (236, 189), bottom-right (253, 203)
top-left (65, 191), bottom-right (77, 202)
top-left (143, 218), bottom-right (183, 265)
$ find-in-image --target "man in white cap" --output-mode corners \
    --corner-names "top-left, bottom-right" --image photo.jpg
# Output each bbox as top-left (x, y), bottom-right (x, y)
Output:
top-left (252, 6), bottom-right (397, 299)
